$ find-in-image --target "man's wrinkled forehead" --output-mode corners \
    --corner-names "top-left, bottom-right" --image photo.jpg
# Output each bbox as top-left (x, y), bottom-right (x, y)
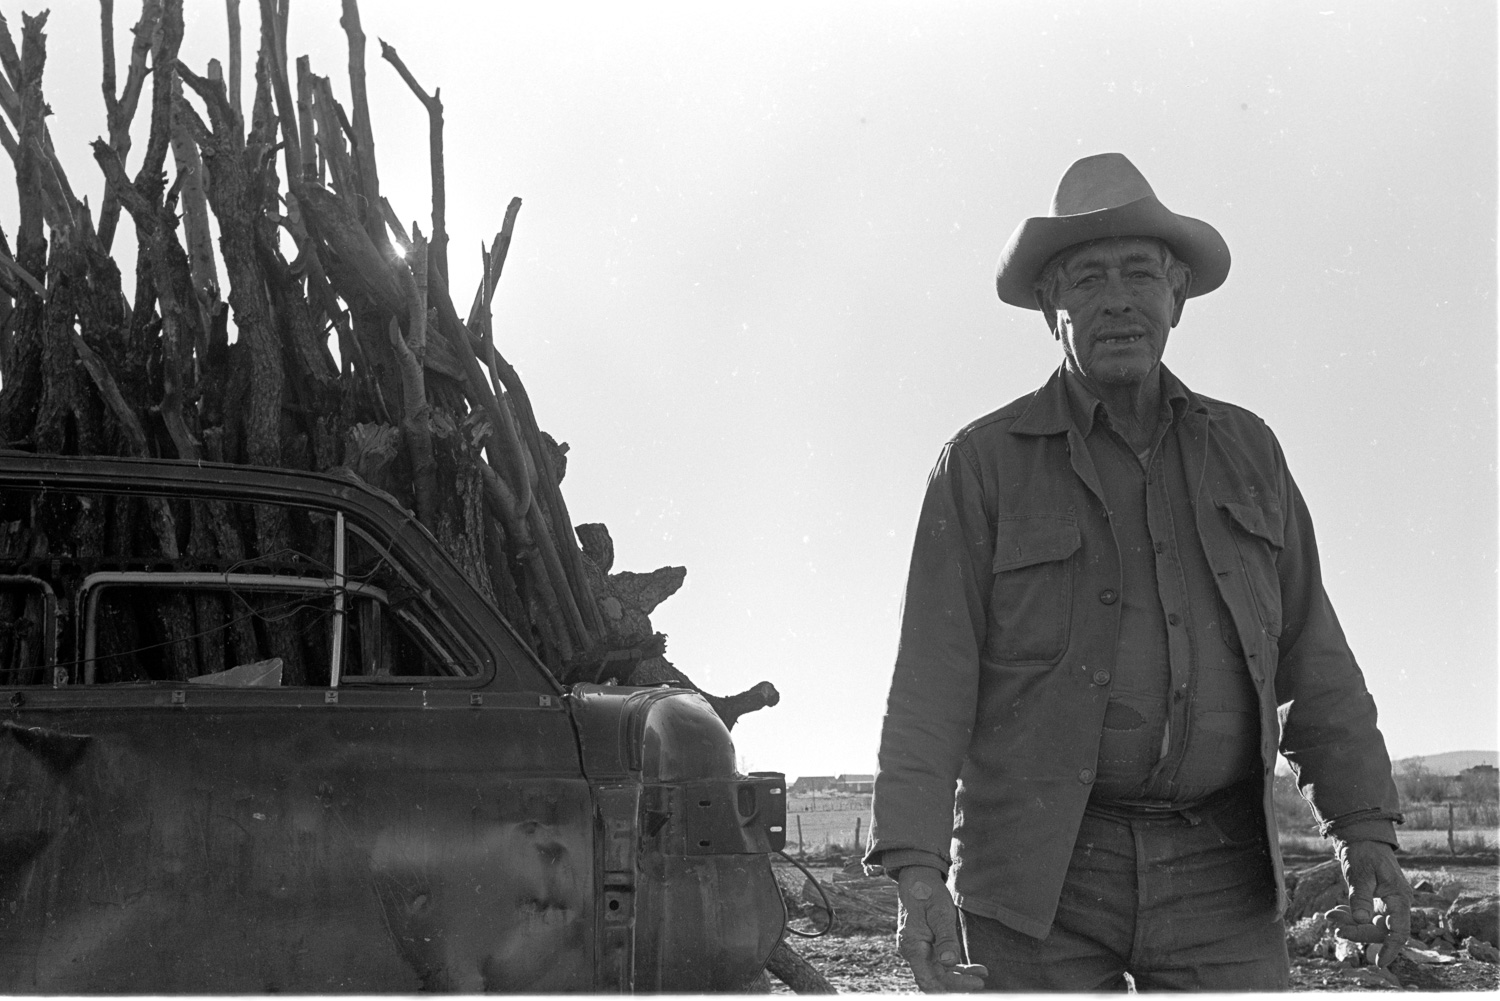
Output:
top-left (1056, 237), bottom-right (1171, 273)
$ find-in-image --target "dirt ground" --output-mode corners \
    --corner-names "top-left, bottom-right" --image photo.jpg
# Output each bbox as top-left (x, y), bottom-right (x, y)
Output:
top-left (770, 855), bottom-right (1500, 993)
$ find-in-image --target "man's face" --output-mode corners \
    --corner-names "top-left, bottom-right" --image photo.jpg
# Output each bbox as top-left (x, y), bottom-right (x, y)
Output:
top-left (1044, 238), bottom-right (1184, 388)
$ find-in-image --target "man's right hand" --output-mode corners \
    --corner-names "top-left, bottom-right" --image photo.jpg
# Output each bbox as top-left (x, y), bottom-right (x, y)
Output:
top-left (895, 865), bottom-right (988, 993)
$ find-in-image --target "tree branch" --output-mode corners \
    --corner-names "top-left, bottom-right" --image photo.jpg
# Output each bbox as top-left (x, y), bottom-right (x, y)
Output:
top-left (118, 1), bottom-right (159, 124)
top-left (225, 0), bottom-right (242, 121)
top-left (0, 13), bottom-right (81, 241)
top-left (100, 0), bottom-right (117, 118)
top-left (90, 138), bottom-right (153, 219)
top-left (308, 73), bottom-right (356, 200)
top-left (12, 14), bottom-right (48, 276)
top-left (294, 179), bottom-right (409, 317)
top-left (175, 59), bottom-right (236, 140)
top-left (466, 198), bottom-right (522, 340)
top-left (131, 0), bottom-right (182, 211)
top-left (0, 13), bottom-right (26, 118)
top-left (378, 38), bottom-right (445, 280)
top-left (0, 245), bottom-right (44, 298)
top-left (169, 75), bottom-right (218, 300)
top-left (386, 250), bottom-right (438, 527)
top-left (96, 0), bottom-right (160, 250)
top-left (71, 328), bottom-right (149, 454)
top-left (338, 0), bottom-right (382, 239)
top-left (258, 0), bottom-right (302, 194)
top-left (294, 55), bottom-right (316, 183)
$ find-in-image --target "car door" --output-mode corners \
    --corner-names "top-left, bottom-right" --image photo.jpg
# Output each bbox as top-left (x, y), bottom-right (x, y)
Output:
top-left (0, 458), bottom-right (596, 992)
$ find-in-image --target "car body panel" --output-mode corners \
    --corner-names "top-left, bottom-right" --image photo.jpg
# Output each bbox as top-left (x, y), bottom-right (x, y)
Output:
top-left (0, 703), bottom-right (590, 992)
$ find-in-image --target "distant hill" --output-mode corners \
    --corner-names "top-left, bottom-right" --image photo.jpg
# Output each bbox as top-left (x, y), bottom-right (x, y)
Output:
top-left (1393, 750), bottom-right (1498, 775)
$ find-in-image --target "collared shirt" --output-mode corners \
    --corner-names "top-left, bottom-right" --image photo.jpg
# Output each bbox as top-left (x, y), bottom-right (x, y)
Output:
top-left (867, 364), bottom-right (1401, 940)
top-left (1062, 370), bottom-right (1260, 804)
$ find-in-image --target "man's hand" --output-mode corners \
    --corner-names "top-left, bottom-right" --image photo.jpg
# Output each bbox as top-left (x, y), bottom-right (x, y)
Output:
top-left (1324, 839), bottom-right (1412, 969)
top-left (895, 865), bottom-right (988, 993)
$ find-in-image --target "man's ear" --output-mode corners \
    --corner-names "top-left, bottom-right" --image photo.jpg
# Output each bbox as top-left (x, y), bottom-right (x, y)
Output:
top-left (1038, 299), bottom-right (1062, 341)
top-left (1170, 288), bottom-right (1186, 328)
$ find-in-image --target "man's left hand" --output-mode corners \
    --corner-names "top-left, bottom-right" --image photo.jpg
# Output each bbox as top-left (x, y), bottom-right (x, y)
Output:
top-left (1324, 839), bottom-right (1412, 968)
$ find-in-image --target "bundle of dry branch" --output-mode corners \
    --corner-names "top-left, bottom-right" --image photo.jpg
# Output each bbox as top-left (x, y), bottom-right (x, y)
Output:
top-left (0, 0), bottom-right (776, 725)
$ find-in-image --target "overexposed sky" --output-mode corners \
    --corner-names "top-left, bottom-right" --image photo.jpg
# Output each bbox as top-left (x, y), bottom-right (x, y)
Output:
top-left (5, 0), bottom-right (1496, 779)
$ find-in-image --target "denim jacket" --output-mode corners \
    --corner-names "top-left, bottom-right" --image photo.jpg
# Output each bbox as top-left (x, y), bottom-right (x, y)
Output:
top-left (867, 365), bottom-right (1401, 939)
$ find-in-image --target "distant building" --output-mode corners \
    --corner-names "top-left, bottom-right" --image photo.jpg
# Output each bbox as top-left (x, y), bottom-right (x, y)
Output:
top-left (788, 774), bottom-right (875, 795)
top-left (1459, 763), bottom-right (1499, 783)
top-left (1457, 764), bottom-right (1499, 802)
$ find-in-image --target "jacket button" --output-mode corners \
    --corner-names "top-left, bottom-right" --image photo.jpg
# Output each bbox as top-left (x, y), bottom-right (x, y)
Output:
top-left (1098, 589), bottom-right (1118, 605)
top-left (1078, 768), bottom-right (1095, 784)
top-left (1092, 670), bottom-right (1111, 686)
top-left (1167, 612), bottom-right (1182, 626)
top-left (1154, 542), bottom-right (1165, 554)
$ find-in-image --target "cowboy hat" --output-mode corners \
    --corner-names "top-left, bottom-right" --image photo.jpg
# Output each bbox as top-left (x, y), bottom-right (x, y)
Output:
top-left (994, 152), bottom-right (1230, 309)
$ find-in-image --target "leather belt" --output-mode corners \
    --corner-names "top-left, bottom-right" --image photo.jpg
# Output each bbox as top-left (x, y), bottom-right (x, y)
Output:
top-left (1085, 778), bottom-right (1256, 825)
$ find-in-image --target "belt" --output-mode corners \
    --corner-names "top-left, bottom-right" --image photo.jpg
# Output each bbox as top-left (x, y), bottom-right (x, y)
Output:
top-left (1085, 778), bottom-right (1257, 825)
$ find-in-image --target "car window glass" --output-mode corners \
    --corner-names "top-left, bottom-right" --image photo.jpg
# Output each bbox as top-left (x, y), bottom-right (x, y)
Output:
top-left (0, 484), bottom-right (498, 687)
top-left (0, 576), bottom-right (56, 686)
top-left (81, 577), bottom-right (472, 684)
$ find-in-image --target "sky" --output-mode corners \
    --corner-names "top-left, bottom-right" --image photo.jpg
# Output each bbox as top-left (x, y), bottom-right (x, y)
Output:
top-left (5, 0), bottom-right (1496, 780)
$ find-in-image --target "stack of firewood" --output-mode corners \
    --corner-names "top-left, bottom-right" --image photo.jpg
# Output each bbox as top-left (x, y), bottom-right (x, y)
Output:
top-left (0, 0), bottom-right (776, 725)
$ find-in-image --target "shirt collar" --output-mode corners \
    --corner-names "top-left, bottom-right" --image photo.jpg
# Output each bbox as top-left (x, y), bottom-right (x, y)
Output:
top-left (1010, 363), bottom-right (1198, 437)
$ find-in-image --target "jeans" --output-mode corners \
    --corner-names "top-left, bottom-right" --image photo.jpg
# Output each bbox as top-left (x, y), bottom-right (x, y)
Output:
top-left (959, 786), bottom-right (1291, 991)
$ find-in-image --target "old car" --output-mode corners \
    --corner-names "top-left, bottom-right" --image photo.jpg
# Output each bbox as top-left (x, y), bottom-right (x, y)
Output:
top-left (0, 453), bottom-right (786, 992)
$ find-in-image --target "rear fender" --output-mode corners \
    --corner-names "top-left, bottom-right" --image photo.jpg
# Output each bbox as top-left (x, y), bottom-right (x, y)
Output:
top-left (567, 685), bottom-right (786, 992)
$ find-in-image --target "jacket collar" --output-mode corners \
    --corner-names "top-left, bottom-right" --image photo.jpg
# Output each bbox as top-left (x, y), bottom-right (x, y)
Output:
top-left (1010, 363), bottom-right (1202, 437)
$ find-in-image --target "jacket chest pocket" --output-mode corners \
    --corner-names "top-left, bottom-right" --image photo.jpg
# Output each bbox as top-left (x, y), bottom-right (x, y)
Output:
top-left (988, 515), bottom-right (1080, 664)
top-left (1216, 498), bottom-right (1284, 639)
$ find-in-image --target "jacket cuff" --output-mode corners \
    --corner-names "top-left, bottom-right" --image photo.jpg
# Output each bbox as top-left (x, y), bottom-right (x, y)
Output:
top-left (863, 848), bottom-right (949, 880)
top-left (1322, 810), bottom-right (1402, 846)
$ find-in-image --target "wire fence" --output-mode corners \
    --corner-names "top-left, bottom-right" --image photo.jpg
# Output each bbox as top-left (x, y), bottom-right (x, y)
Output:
top-left (786, 798), bottom-right (870, 856)
top-left (788, 793), bottom-right (873, 813)
top-left (1400, 801), bottom-right (1499, 830)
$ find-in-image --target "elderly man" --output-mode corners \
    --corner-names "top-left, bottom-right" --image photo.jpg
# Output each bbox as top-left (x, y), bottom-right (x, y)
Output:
top-left (865, 153), bottom-right (1410, 992)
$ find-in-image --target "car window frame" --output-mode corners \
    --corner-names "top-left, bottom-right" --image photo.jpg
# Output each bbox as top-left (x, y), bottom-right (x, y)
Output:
top-left (0, 457), bottom-right (565, 697)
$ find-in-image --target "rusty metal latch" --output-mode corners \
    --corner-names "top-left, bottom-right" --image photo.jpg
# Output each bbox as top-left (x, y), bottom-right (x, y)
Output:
top-left (641, 772), bottom-right (786, 856)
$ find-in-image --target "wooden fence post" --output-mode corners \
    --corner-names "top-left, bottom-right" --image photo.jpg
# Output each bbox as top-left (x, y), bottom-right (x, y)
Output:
top-left (796, 815), bottom-right (803, 856)
top-left (1448, 802), bottom-right (1455, 855)
top-left (854, 816), bottom-right (862, 854)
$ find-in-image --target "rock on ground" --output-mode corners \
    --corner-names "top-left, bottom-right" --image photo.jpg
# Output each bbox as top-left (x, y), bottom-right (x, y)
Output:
top-left (1286, 914), bottom-right (1330, 957)
top-left (1286, 859), bottom-right (1347, 922)
top-left (1449, 894), bottom-right (1499, 948)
